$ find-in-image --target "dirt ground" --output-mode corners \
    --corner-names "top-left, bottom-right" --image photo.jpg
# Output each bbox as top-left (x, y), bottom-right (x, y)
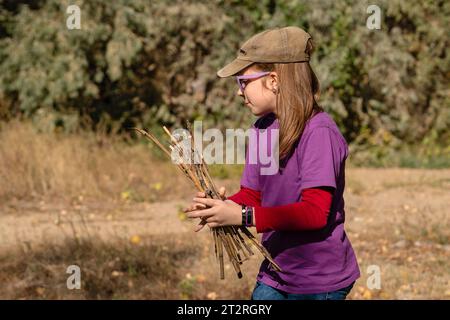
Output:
top-left (0, 168), bottom-right (449, 299)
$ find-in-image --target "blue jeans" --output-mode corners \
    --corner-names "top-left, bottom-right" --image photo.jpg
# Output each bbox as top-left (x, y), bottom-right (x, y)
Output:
top-left (251, 281), bottom-right (355, 300)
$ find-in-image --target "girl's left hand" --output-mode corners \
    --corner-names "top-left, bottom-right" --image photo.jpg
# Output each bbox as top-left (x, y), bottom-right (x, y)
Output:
top-left (185, 197), bottom-right (242, 231)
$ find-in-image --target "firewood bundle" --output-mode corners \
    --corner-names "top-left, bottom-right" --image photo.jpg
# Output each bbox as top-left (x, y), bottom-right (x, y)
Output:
top-left (132, 125), bottom-right (281, 279)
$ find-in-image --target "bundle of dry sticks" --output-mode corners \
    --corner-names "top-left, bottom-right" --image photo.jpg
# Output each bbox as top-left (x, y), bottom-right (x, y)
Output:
top-left (132, 124), bottom-right (281, 279)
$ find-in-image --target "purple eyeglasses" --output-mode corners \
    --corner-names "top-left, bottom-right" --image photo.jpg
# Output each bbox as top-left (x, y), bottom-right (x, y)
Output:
top-left (235, 71), bottom-right (270, 92)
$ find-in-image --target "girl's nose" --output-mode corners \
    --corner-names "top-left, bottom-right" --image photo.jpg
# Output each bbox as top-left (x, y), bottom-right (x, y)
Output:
top-left (237, 88), bottom-right (243, 97)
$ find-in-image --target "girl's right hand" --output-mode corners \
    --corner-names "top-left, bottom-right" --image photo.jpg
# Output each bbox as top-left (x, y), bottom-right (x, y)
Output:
top-left (183, 187), bottom-right (227, 232)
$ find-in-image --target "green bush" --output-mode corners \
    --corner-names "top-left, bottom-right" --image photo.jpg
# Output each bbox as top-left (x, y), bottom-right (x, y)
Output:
top-left (0, 0), bottom-right (448, 163)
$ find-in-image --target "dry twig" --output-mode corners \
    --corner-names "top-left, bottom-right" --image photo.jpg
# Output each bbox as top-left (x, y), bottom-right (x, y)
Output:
top-left (131, 126), bottom-right (281, 279)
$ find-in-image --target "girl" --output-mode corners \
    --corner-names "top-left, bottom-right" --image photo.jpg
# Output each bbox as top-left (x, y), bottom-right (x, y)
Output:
top-left (184, 26), bottom-right (360, 300)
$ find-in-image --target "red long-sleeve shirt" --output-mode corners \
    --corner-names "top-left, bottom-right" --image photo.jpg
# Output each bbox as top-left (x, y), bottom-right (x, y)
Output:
top-left (227, 186), bottom-right (333, 233)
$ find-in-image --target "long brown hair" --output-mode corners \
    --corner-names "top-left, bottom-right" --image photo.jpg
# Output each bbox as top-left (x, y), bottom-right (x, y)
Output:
top-left (254, 39), bottom-right (322, 161)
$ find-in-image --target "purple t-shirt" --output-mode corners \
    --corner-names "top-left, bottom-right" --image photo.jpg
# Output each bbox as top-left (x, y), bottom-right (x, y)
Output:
top-left (241, 111), bottom-right (360, 294)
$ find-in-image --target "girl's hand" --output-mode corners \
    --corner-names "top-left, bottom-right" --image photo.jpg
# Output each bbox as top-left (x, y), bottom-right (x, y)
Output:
top-left (187, 197), bottom-right (242, 230)
top-left (183, 191), bottom-right (209, 212)
top-left (184, 187), bottom-right (228, 232)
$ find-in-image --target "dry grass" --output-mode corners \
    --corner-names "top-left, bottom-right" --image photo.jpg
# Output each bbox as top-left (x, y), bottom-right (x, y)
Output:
top-left (0, 121), bottom-right (191, 202)
top-left (0, 121), bottom-right (449, 299)
top-left (0, 231), bottom-right (259, 300)
top-left (344, 169), bottom-right (450, 299)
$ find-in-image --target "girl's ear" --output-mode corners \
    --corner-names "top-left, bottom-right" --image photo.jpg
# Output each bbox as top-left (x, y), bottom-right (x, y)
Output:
top-left (268, 72), bottom-right (279, 91)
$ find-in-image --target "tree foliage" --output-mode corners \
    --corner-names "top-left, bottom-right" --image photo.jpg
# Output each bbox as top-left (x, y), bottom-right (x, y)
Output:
top-left (0, 0), bottom-right (448, 151)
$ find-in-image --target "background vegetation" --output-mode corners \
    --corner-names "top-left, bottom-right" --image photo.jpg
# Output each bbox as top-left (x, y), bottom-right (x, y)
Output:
top-left (0, 1), bottom-right (449, 300)
top-left (0, 0), bottom-right (448, 167)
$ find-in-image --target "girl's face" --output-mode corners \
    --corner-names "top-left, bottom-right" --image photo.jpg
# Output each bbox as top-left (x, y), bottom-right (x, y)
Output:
top-left (236, 66), bottom-right (278, 117)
